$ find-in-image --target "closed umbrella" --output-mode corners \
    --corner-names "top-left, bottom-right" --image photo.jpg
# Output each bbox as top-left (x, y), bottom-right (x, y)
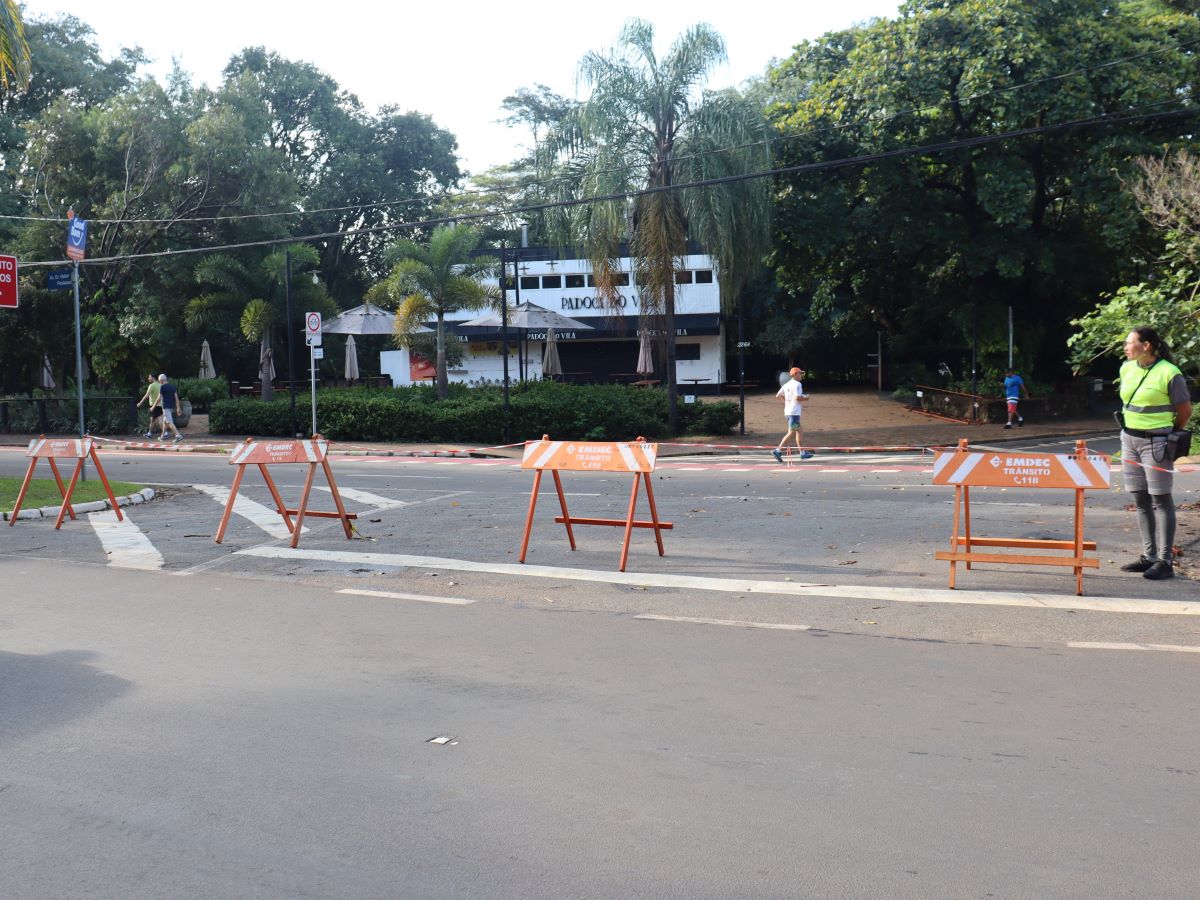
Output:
top-left (344, 334), bottom-right (360, 383)
top-left (259, 339), bottom-right (276, 381)
top-left (542, 327), bottom-right (562, 378)
top-left (198, 339), bottom-right (217, 379)
top-left (39, 354), bottom-right (56, 389)
top-left (636, 330), bottom-right (654, 376)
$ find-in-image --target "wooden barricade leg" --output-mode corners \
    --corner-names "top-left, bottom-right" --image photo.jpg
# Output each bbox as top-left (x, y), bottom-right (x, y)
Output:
top-left (259, 463), bottom-right (295, 534)
top-left (948, 485), bottom-right (961, 589)
top-left (46, 458), bottom-right (76, 520)
top-left (54, 457), bottom-right (85, 529)
top-left (551, 470), bottom-right (576, 550)
top-left (8, 457), bottom-right (39, 525)
top-left (90, 446), bottom-right (123, 522)
top-left (1074, 488), bottom-right (1085, 596)
top-left (642, 471), bottom-right (666, 557)
top-left (963, 486), bottom-right (972, 570)
top-left (321, 458), bottom-right (354, 538)
top-left (214, 464), bottom-right (248, 544)
top-left (519, 469), bottom-right (543, 563)
top-left (290, 462), bottom-right (318, 549)
top-left (618, 473), bottom-right (641, 573)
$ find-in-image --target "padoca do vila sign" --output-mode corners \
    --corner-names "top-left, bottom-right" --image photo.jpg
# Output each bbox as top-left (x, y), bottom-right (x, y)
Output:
top-left (0, 255), bottom-right (17, 309)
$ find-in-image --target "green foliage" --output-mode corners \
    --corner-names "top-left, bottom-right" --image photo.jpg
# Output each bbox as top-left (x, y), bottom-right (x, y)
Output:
top-left (0, 390), bottom-right (137, 435)
top-left (768, 0), bottom-right (1200, 380)
top-left (209, 383), bottom-right (741, 443)
top-left (173, 376), bottom-right (229, 412)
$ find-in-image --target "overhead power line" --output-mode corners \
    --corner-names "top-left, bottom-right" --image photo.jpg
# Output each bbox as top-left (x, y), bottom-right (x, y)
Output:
top-left (14, 101), bottom-right (1198, 270)
top-left (2, 35), bottom-right (1197, 228)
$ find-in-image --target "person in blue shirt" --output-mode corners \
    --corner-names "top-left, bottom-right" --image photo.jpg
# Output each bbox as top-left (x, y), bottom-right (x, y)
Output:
top-left (1002, 369), bottom-right (1030, 429)
top-left (157, 373), bottom-right (184, 443)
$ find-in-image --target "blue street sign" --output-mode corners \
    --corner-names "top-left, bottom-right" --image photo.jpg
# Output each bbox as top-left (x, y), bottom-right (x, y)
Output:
top-left (66, 217), bottom-right (87, 261)
top-left (47, 268), bottom-right (73, 291)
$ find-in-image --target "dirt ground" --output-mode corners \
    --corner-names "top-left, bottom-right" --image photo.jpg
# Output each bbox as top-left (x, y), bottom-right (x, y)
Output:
top-left (716, 385), bottom-right (1114, 449)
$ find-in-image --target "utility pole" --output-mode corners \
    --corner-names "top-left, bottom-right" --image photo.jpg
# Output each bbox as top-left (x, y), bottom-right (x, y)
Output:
top-left (500, 243), bottom-right (510, 442)
top-left (284, 250), bottom-right (299, 438)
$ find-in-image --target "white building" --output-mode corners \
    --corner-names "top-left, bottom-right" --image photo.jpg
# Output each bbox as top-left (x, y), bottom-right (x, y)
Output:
top-left (380, 248), bottom-right (724, 388)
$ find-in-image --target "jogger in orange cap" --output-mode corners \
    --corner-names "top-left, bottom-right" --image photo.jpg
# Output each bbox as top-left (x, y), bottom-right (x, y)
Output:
top-left (772, 367), bottom-right (814, 462)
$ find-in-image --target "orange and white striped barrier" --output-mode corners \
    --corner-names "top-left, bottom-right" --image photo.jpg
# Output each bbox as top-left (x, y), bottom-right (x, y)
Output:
top-left (932, 439), bottom-right (1110, 595)
top-left (519, 435), bottom-right (672, 572)
top-left (214, 435), bottom-right (356, 548)
top-left (8, 435), bottom-right (122, 529)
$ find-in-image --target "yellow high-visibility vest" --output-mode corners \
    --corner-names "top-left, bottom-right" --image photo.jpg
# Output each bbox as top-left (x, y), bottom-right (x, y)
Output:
top-left (1119, 358), bottom-right (1182, 431)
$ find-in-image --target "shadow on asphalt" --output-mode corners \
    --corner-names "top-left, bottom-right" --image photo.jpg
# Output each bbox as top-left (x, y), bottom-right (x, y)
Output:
top-left (0, 650), bottom-right (130, 747)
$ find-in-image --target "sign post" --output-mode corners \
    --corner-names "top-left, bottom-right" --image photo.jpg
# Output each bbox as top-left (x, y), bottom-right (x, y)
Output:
top-left (931, 438), bottom-right (1110, 595)
top-left (0, 254), bottom-right (18, 309)
top-left (305, 311), bottom-right (322, 438)
top-left (519, 435), bottom-right (672, 572)
top-left (66, 214), bottom-right (89, 471)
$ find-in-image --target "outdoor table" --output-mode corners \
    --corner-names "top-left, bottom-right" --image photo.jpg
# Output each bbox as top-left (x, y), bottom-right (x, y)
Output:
top-left (681, 378), bottom-right (712, 386)
top-left (631, 379), bottom-right (660, 388)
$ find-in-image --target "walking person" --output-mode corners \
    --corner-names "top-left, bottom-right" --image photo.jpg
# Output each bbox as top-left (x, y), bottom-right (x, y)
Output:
top-left (1003, 369), bottom-right (1030, 428)
top-left (135, 373), bottom-right (162, 438)
top-left (157, 373), bottom-right (184, 444)
top-left (772, 367), bottom-right (814, 463)
top-left (1117, 327), bottom-right (1192, 580)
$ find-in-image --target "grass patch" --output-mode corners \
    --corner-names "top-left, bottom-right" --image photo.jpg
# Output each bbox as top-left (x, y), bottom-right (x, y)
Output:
top-left (0, 476), bottom-right (145, 510)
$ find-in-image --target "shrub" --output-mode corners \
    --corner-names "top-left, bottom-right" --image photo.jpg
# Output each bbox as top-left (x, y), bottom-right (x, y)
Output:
top-left (207, 382), bottom-right (740, 443)
top-left (174, 376), bottom-right (229, 412)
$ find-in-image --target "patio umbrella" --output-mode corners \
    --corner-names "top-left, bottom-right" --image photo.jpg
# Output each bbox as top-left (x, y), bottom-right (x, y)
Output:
top-left (542, 327), bottom-right (562, 378)
top-left (344, 334), bottom-right (360, 383)
top-left (636, 330), bottom-right (654, 376)
top-left (259, 339), bottom-right (276, 382)
top-left (322, 301), bottom-right (431, 335)
top-left (39, 354), bottom-right (55, 389)
top-left (198, 339), bottom-right (217, 379)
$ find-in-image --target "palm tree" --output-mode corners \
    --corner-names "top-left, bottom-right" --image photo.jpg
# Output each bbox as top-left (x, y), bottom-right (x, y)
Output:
top-left (375, 224), bottom-right (496, 399)
top-left (184, 244), bottom-right (329, 401)
top-left (539, 19), bottom-right (772, 432)
top-left (0, 1), bottom-right (31, 92)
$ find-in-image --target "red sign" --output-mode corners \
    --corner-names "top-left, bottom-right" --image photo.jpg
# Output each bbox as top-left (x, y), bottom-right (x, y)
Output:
top-left (0, 255), bottom-right (17, 308)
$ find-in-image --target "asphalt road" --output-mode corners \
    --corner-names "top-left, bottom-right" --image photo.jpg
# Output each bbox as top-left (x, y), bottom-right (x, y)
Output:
top-left (2, 437), bottom-right (1198, 897)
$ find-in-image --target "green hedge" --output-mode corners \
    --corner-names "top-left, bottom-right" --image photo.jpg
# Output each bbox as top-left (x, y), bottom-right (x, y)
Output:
top-left (209, 382), bottom-right (740, 443)
top-left (174, 376), bottom-right (229, 412)
top-left (0, 393), bottom-right (135, 435)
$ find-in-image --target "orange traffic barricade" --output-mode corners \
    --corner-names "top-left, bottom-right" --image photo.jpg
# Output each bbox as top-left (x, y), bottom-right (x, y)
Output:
top-left (519, 434), bottom-right (673, 572)
top-left (932, 438), bottom-right (1110, 595)
top-left (8, 435), bottom-right (122, 529)
top-left (214, 435), bottom-right (356, 548)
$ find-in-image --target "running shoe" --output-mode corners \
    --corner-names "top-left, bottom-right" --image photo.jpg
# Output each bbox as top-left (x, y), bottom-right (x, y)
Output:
top-left (771, 449), bottom-right (783, 463)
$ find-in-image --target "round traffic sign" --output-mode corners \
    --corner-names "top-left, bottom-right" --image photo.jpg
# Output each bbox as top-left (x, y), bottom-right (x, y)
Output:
top-left (305, 311), bottom-right (322, 334)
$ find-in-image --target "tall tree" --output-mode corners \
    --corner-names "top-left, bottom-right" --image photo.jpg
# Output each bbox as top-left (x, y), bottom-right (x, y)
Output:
top-left (768, 0), bottom-right (1200, 382)
top-left (375, 224), bottom-right (495, 399)
top-left (538, 19), bottom-right (772, 432)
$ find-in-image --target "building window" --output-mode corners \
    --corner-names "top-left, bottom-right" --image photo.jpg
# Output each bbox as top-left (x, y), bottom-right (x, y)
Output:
top-left (586, 273), bottom-right (630, 287)
top-left (675, 270), bottom-right (693, 284)
top-left (676, 343), bottom-right (701, 361)
top-left (565, 274), bottom-right (585, 288)
top-left (520, 276), bottom-right (539, 290)
top-left (694, 269), bottom-right (713, 284)
top-left (541, 275), bottom-right (561, 289)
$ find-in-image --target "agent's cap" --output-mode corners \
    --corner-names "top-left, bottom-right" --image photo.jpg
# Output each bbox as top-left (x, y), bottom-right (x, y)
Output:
top-left (789, 367), bottom-right (803, 377)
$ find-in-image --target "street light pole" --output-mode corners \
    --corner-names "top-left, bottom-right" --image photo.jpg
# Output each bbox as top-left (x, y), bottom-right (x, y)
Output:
top-left (284, 249), bottom-right (299, 438)
top-left (500, 243), bottom-right (511, 442)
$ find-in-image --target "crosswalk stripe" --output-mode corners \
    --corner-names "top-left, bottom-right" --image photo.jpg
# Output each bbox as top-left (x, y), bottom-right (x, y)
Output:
top-left (336, 588), bottom-right (473, 606)
top-left (1068, 641), bottom-right (1200, 653)
top-left (635, 614), bottom-right (809, 631)
top-left (313, 485), bottom-right (407, 507)
top-left (193, 483), bottom-right (306, 539)
top-left (88, 510), bottom-right (164, 570)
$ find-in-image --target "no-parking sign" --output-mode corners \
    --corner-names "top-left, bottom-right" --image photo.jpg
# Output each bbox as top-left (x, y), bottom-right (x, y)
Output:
top-left (305, 311), bottom-right (322, 347)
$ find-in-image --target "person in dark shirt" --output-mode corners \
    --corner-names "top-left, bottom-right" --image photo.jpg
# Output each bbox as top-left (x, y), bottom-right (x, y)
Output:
top-left (157, 373), bottom-right (184, 443)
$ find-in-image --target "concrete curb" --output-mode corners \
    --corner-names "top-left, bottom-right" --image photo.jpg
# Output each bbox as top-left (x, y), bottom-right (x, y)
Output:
top-left (3, 487), bottom-right (156, 522)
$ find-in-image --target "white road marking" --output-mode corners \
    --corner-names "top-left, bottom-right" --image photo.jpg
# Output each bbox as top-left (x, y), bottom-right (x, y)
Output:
top-left (336, 588), bottom-right (473, 606)
top-left (193, 483), bottom-right (306, 539)
top-left (313, 485), bottom-right (407, 507)
top-left (235, 547), bottom-right (1199, 616)
top-left (635, 614), bottom-right (809, 631)
top-left (88, 510), bottom-right (164, 570)
top-left (819, 468), bottom-right (850, 473)
top-left (1067, 642), bottom-right (1200, 654)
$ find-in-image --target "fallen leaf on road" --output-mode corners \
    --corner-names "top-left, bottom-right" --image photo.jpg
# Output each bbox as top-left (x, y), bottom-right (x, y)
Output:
top-left (863, 620), bottom-right (878, 625)
top-left (838, 560), bottom-right (858, 566)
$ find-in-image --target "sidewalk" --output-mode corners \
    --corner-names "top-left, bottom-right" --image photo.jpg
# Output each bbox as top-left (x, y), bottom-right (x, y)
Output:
top-left (0, 388), bottom-right (1135, 459)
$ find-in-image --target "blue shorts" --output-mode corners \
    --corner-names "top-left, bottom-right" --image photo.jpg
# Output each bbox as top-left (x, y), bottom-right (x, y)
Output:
top-left (786, 415), bottom-right (801, 430)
